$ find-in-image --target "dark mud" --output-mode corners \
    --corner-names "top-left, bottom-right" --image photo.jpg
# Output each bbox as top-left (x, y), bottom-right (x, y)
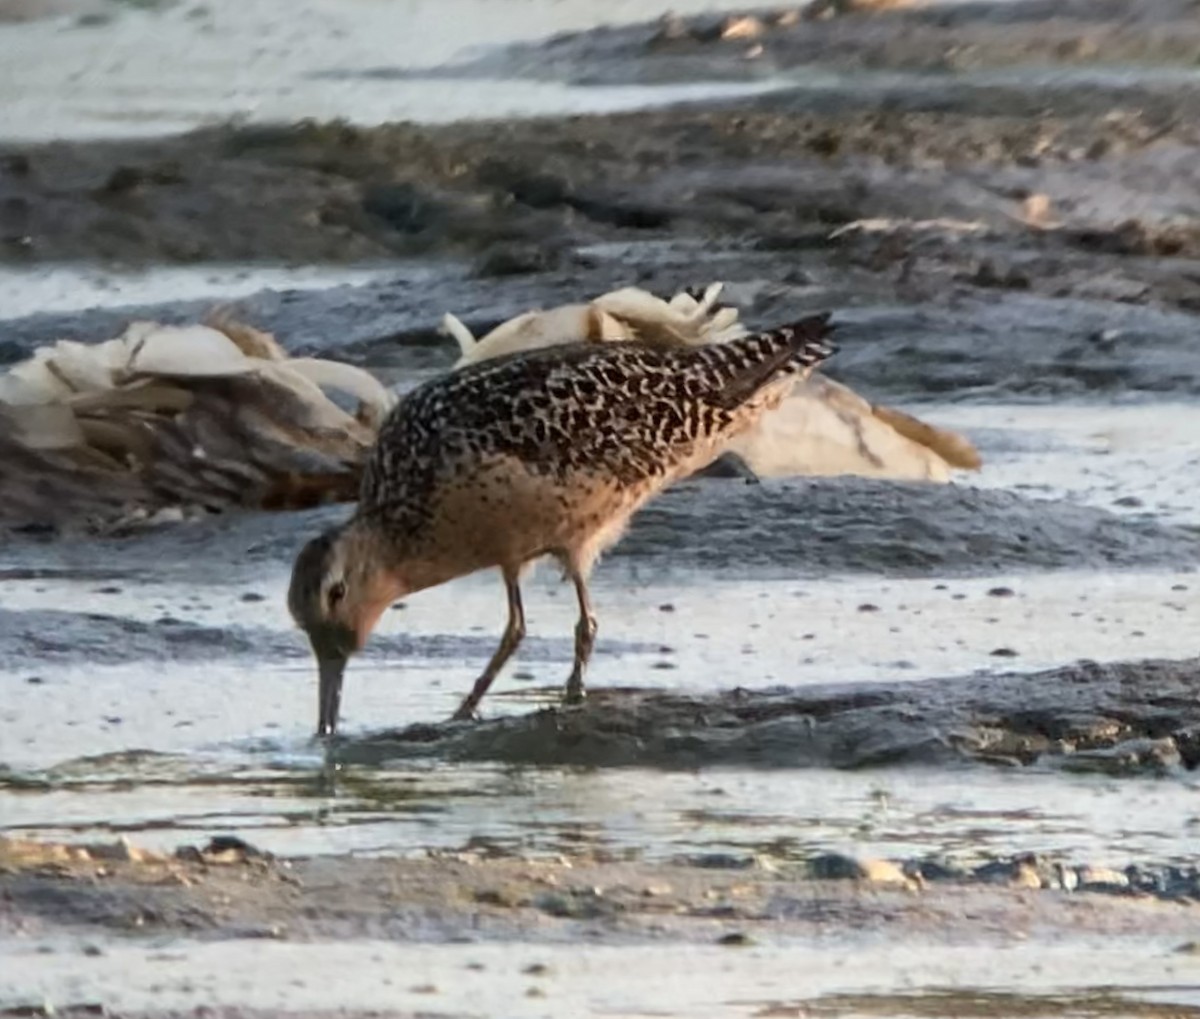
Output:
top-left (7, 118), bottom-right (1200, 403)
top-left (334, 655), bottom-right (1200, 772)
top-left (6, 0), bottom-right (1200, 403)
top-left (2, 474), bottom-right (1196, 580)
top-left (8, 268), bottom-right (1200, 405)
top-left (443, 0), bottom-right (1200, 83)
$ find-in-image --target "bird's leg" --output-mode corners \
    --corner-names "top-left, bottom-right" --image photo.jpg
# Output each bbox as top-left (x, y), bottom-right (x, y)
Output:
top-left (451, 570), bottom-right (525, 722)
top-left (564, 565), bottom-right (598, 706)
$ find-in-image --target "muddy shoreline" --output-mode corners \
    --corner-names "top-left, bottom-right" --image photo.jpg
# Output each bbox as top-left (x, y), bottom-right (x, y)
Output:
top-left (7, 96), bottom-right (1200, 412)
top-left (4, 840), bottom-right (1198, 1017)
top-left (5, 830), bottom-right (1200, 946)
top-left (4, 473), bottom-right (1198, 574)
top-left (2, 1), bottom-right (1200, 401)
top-left (5, 0), bottom-right (1200, 1012)
top-left (455, 0), bottom-right (1200, 82)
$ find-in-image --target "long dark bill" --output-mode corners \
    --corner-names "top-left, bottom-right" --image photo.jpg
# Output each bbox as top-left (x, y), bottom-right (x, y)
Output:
top-left (317, 656), bottom-right (347, 738)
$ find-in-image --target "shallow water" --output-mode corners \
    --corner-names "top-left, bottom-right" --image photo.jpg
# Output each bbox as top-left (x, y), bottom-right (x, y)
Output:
top-left (6, 0), bottom-right (1198, 143)
top-left (4, 936), bottom-right (1200, 1018)
top-left (2, 389), bottom-right (1198, 870)
top-left (930, 403), bottom-right (1200, 528)
top-left (6, 748), bottom-right (1200, 870)
top-left (0, 0), bottom-right (783, 141)
top-left (2, 566), bottom-right (1196, 760)
top-left (3, 561), bottom-right (1198, 868)
top-left (0, 262), bottom-right (413, 320)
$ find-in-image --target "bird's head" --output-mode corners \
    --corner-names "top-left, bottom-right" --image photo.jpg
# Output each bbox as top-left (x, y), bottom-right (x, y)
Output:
top-left (287, 520), bottom-right (403, 738)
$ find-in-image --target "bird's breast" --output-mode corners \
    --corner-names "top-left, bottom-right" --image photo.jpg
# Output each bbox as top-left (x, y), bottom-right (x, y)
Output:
top-left (412, 454), bottom-right (650, 573)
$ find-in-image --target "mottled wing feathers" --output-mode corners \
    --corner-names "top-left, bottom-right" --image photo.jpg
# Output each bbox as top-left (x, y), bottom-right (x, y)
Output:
top-left (686, 313), bottom-right (835, 409)
top-left (360, 314), bottom-right (836, 523)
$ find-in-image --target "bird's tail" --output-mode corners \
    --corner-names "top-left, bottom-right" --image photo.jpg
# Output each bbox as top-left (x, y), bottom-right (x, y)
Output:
top-left (703, 312), bottom-right (837, 409)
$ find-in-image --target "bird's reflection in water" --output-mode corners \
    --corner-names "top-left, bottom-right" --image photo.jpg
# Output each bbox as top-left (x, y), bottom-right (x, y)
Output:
top-left (313, 740), bottom-right (343, 799)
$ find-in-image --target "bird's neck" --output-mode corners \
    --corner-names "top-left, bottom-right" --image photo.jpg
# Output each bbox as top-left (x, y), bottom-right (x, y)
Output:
top-left (347, 512), bottom-right (474, 599)
top-left (340, 516), bottom-right (412, 618)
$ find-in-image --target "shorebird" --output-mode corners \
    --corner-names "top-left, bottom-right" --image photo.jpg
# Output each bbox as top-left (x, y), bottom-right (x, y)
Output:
top-left (287, 313), bottom-right (836, 737)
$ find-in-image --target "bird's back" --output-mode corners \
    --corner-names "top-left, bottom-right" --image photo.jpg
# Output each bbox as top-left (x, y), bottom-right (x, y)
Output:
top-left (360, 315), bottom-right (835, 532)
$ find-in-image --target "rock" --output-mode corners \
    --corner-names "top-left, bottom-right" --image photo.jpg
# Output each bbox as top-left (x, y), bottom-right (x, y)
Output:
top-left (1011, 860), bottom-right (1042, 889)
top-left (693, 451), bottom-right (759, 481)
top-left (860, 858), bottom-right (918, 888)
top-left (1059, 736), bottom-right (1181, 776)
top-left (808, 853), bottom-right (868, 880)
top-left (84, 837), bottom-right (158, 864)
top-left (769, 9), bottom-right (803, 28)
top-left (360, 182), bottom-right (444, 234)
top-left (503, 172), bottom-right (572, 210)
top-left (99, 165), bottom-right (147, 195)
top-left (193, 834), bottom-right (272, 864)
top-left (1054, 864), bottom-right (1079, 892)
top-left (569, 193), bottom-right (672, 230)
top-left (0, 836), bottom-right (72, 867)
top-left (966, 260), bottom-right (1030, 290)
top-left (1076, 865), bottom-right (1130, 891)
top-left (906, 858), bottom-right (966, 882)
top-left (686, 853), bottom-right (755, 870)
top-left (1021, 193), bottom-right (1055, 227)
top-left (973, 854), bottom-right (1043, 888)
top-left (532, 888), bottom-right (611, 919)
top-left (1173, 726), bottom-right (1200, 769)
top-left (96, 162), bottom-right (185, 196)
top-left (1065, 219), bottom-right (1200, 258)
top-left (474, 886), bottom-right (524, 908)
top-left (2, 153), bottom-right (31, 177)
top-left (720, 15), bottom-right (765, 40)
top-left (474, 243), bottom-right (559, 278)
top-left (648, 12), bottom-right (691, 46)
top-left (1088, 329), bottom-right (1122, 352)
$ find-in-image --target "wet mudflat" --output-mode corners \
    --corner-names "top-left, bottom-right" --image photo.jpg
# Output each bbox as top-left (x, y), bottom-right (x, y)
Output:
top-left (5, 830), bottom-right (1200, 1017)
top-left (4, 0), bottom-right (1200, 1014)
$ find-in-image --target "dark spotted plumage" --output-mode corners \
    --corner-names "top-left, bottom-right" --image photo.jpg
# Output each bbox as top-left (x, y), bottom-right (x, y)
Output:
top-left (362, 313), bottom-right (835, 536)
top-left (290, 311), bottom-right (836, 733)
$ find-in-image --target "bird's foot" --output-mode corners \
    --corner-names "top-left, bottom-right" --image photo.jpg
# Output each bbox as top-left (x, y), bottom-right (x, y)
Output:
top-left (562, 681), bottom-right (586, 708)
top-left (449, 703), bottom-right (482, 723)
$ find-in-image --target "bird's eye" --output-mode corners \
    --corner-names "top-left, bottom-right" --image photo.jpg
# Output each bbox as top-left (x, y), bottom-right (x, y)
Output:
top-left (327, 580), bottom-right (347, 608)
